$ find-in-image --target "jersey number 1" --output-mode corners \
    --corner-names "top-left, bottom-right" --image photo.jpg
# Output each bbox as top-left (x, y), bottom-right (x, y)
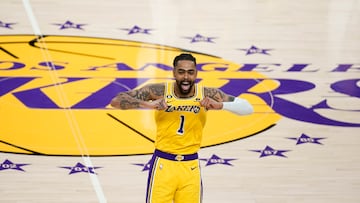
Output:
top-left (177, 115), bottom-right (185, 135)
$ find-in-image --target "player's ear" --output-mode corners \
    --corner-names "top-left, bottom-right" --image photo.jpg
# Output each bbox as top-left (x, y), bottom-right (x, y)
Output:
top-left (172, 67), bottom-right (176, 77)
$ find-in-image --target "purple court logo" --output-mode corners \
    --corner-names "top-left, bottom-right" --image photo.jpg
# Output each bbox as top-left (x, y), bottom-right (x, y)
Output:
top-left (0, 21), bottom-right (16, 29)
top-left (238, 45), bottom-right (272, 55)
top-left (0, 159), bottom-right (29, 172)
top-left (53, 20), bottom-right (86, 30)
top-left (287, 133), bottom-right (326, 145)
top-left (199, 154), bottom-right (236, 166)
top-left (250, 146), bottom-right (290, 158)
top-left (59, 162), bottom-right (102, 175)
top-left (120, 25), bottom-right (153, 35)
top-left (184, 34), bottom-right (217, 43)
top-left (133, 160), bottom-right (152, 171)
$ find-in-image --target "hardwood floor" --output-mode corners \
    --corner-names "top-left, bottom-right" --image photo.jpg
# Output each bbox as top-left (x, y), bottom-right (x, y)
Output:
top-left (0, 0), bottom-right (359, 202)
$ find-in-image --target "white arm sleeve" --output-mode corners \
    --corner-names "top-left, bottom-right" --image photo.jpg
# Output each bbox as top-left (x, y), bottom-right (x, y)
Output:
top-left (222, 97), bottom-right (253, 115)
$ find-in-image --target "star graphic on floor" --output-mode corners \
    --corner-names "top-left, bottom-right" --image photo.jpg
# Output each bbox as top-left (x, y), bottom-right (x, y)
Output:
top-left (250, 145), bottom-right (290, 158)
top-left (53, 20), bottom-right (86, 30)
top-left (0, 21), bottom-right (16, 29)
top-left (287, 133), bottom-right (326, 145)
top-left (120, 25), bottom-right (153, 35)
top-left (59, 162), bottom-right (102, 175)
top-left (184, 34), bottom-right (217, 43)
top-left (199, 154), bottom-right (236, 166)
top-left (0, 159), bottom-right (30, 172)
top-left (133, 160), bottom-right (152, 171)
top-left (238, 45), bottom-right (272, 55)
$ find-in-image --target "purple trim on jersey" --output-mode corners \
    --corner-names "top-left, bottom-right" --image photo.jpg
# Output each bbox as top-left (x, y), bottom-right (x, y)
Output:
top-left (146, 154), bottom-right (158, 203)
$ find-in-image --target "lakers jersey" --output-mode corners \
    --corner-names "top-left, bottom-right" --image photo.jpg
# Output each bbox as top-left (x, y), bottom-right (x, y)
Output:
top-left (154, 82), bottom-right (207, 154)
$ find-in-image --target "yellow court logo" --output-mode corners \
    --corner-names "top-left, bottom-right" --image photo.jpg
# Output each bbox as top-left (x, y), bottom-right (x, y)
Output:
top-left (0, 35), bottom-right (281, 156)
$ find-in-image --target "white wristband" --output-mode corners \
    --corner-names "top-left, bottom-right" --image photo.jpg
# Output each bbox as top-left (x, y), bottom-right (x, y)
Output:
top-left (222, 97), bottom-right (253, 115)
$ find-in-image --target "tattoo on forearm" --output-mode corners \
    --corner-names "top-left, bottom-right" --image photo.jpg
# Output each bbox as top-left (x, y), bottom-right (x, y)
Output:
top-left (228, 96), bottom-right (235, 102)
top-left (116, 93), bottom-right (141, 109)
top-left (204, 88), bottom-right (225, 101)
top-left (113, 84), bottom-right (165, 109)
top-left (204, 88), bottom-right (235, 102)
top-left (120, 100), bottom-right (140, 109)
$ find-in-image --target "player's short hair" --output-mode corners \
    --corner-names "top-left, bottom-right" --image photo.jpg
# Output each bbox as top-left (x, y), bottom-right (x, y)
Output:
top-left (173, 53), bottom-right (197, 67)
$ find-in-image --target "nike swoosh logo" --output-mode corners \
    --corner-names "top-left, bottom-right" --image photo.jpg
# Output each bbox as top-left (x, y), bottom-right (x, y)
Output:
top-left (191, 166), bottom-right (197, 170)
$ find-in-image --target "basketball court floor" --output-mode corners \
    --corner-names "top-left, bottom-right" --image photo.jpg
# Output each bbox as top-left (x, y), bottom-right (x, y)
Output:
top-left (0, 0), bottom-right (359, 202)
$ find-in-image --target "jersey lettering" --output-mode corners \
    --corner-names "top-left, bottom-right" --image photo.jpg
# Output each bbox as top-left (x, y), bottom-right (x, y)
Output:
top-left (165, 105), bottom-right (201, 113)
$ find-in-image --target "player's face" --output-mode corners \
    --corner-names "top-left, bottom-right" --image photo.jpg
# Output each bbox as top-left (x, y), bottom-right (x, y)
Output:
top-left (173, 60), bottom-right (197, 97)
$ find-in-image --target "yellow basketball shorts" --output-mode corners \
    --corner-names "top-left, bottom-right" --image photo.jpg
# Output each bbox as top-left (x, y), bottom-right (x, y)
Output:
top-left (146, 150), bottom-right (203, 203)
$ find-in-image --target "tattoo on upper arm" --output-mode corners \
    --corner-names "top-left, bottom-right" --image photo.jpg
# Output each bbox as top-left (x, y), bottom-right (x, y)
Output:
top-left (149, 84), bottom-right (165, 97)
top-left (129, 89), bottom-right (150, 101)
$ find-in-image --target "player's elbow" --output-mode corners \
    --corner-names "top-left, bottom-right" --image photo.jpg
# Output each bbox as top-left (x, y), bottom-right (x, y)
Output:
top-left (110, 98), bottom-right (121, 109)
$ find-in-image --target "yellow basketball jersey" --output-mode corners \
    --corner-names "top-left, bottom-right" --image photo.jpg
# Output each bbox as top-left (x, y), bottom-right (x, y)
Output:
top-left (154, 82), bottom-right (207, 154)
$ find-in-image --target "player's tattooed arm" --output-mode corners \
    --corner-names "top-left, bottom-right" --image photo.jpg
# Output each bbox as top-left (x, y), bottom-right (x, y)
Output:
top-left (204, 87), bottom-right (235, 102)
top-left (202, 87), bottom-right (253, 114)
top-left (110, 83), bottom-right (165, 109)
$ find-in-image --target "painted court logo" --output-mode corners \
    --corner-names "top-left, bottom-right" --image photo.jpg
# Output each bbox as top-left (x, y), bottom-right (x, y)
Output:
top-left (0, 35), bottom-right (280, 156)
top-left (0, 159), bottom-right (29, 172)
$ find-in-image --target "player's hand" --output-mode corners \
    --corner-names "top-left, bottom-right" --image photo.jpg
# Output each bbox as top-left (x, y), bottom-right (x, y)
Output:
top-left (149, 98), bottom-right (168, 110)
top-left (200, 97), bottom-right (223, 110)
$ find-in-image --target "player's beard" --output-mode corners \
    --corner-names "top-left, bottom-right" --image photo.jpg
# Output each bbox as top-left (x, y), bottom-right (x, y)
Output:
top-left (176, 80), bottom-right (194, 96)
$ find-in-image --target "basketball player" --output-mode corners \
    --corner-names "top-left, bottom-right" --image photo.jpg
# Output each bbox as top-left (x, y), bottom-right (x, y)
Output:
top-left (110, 53), bottom-right (253, 203)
